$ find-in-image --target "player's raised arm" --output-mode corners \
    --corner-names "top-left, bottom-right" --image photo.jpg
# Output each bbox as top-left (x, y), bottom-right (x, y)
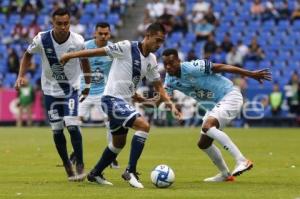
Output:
top-left (60, 47), bottom-right (107, 65)
top-left (211, 63), bottom-right (272, 83)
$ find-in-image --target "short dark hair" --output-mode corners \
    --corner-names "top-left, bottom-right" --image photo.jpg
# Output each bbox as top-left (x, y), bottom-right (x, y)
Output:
top-left (146, 22), bottom-right (166, 35)
top-left (52, 8), bottom-right (70, 18)
top-left (95, 22), bottom-right (110, 30)
top-left (162, 48), bottom-right (179, 58)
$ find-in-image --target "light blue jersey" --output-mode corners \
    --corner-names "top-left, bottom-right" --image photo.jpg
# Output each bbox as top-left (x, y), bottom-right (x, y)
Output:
top-left (80, 40), bottom-right (113, 95)
top-left (164, 59), bottom-right (234, 110)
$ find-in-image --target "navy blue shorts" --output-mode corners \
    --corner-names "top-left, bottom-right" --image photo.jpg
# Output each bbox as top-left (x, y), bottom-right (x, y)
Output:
top-left (101, 95), bottom-right (140, 132)
top-left (44, 90), bottom-right (79, 123)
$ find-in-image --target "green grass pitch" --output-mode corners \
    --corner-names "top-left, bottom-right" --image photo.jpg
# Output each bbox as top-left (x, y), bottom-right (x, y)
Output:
top-left (0, 127), bottom-right (299, 199)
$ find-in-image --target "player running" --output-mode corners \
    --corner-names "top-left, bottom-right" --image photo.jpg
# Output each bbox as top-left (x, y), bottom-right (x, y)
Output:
top-left (60, 23), bottom-right (181, 188)
top-left (15, 8), bottom-right (91, 181)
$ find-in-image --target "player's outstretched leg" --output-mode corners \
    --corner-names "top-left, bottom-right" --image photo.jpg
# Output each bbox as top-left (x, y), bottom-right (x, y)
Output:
top-left (198, 134), bottom-right (235, 182)
top-left (205, 126), bottom-right (253, 176)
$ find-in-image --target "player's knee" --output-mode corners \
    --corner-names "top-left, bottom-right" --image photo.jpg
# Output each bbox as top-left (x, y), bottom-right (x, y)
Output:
top-left (134, 118), bottom-right (150, 132)
top-left (197, 140), bottom-right (211, 149)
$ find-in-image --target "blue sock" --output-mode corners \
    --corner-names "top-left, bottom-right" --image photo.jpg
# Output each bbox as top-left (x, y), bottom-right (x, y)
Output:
top-left (91, 147), bottom-right (118, 175)
top-left (128, 131), bottom-right (148, 173)
top-left (67, 126), bottom-right (83, 165)
top-left (53, 130), bottom-right (69, 165)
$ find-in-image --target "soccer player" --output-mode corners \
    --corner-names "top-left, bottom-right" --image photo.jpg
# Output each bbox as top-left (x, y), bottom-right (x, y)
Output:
top-left (60, 23), bottom-right (181, 188)
top-left (69, 22), bottom-right (120, 169)
top-left (161, 48), bottom-right (271, 182)
top-left (15, 8), bottom-right (91, 181)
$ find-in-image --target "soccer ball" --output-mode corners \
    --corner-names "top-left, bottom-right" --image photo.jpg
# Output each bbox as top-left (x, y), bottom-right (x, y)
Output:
top-left (150, 164), bottom-right (175, 188)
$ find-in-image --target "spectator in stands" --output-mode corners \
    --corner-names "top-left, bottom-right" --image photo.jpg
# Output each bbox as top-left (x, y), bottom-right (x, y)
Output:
top-left (278, 0), bottom-right (291, 20)
top-left (236, 40), bottom-right (249, 60)
top-left (65, 0), bottom-right (81, 19)
top-left (21, 0), bottom-right (43, 16)
top-left (171, 1), bottom-right (188, 33)
top-left (226, 47), bottom-right (244, 67)
top-left (146, 0), bottom-right (165, 19)
top-left (269, 82), bottom-right (283, 116)
top-left (286, 72), bottom-right (300, 115)
top-left (7, 47), bottom-right (20, 74)
top-left (165, 0), bottom-right (181, 16)
top-left (204, 33), bottom-right (217, 58)
top-left (204, 7), bottom-right (219, 26)
top-left (27, 18), bottom-right (41, 41)
top-left (70, 17), bottom-right (85, 36)
top-left (12, 22), bottom-right (28, 43)
top-left (193, 0), bottom-right (210, 16)
top-left (220, 33), bottom-right (233, 53)
top-left (291, 7), bottom-right (300, 21)
top-left (246, 37), bottom-right (265, 62)
top-left (251, 0), bottom-right (265, 20)
top-left (210, 47), bottom-right (226, 63)
top-left (263, 0), bottom-right (280, 21)
top-left (194, 18), bottom-right (214, 41)
top-left (16, 77), bottom-right (35, 127)
top-left (136, 14), bottom-right (153, 38)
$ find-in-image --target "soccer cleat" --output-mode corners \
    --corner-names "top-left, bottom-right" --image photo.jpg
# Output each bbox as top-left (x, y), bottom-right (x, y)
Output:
top-left (64, 162), bottom-right (76, 181)
top-left (121, 170), bottom-right (144, 188)
top-left (75, 163), bottom-right (86, 181)
top-left (87, 173), bottom-right (113, 185)
top-left (232, 159), bottom-right (253, 176)
top-left (110, 159), bottom-right (120, 169)
top-left (204, 173), bottom-right (235, 182)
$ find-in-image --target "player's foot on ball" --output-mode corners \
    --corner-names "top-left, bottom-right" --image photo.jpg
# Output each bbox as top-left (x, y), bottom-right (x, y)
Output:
top-left (204, 173), bottom-right (235, 182)
top-left (232, 159), bottom-right (253, 176)
top-left (121, 169), bottom-right (144, 188)
top-left (87, 172), bottom-right (113, 185)
top-left (110, 159), bottom-right (120, 169)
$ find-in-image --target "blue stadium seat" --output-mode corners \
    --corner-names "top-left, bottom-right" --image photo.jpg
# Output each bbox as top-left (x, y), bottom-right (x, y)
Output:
top-left (107, 14), bottom-right (120, 26)
top-left (0, 14), bottom-right (6, 25)
top-left (3, 73), bottom-right (17, 88)
top-left (84, 3), bottom-right (97, 15)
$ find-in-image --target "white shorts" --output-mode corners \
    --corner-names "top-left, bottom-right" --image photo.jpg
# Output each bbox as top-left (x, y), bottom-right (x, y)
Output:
top-left (202, 87), bottom-right (243, 129)
top-left (78, 95), bottom-right (106, 119)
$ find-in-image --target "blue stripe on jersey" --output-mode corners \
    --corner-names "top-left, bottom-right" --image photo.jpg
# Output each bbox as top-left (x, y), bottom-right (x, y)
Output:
top-left (204, 59), bottom-right (210, 74)
top-left (41, 31), bottom-right (73, 95)
top-left (131, 41), bottom-right (141, 89)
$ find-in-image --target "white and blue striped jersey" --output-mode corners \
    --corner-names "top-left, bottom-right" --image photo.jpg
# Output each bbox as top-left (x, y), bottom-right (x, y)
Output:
top-left (27, 30), bottom-right (85, 96)
top-left (164, 59), bottom-right (234, 110)
top-left (80, 39), bottom-right (112, 95)
top-left (103, 40), bottom-right (160, 102)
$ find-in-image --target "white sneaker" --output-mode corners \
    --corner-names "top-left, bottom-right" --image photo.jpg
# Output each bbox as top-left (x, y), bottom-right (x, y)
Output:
top-left (87, 173), bottom-right (113, 185)
top-left (68, 176), bottom-right (77, 182)
top-left (122, 170), bottom-right (144, 188)
top-left (232, 159), bottom-right (253, 176)
top-left (204, 173), bottom-right (235, 182)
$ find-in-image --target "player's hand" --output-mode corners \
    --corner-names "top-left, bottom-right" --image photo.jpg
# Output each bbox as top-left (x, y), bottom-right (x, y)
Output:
top-left (251, 68), bottom-right (272, 84)
top-left (132, 93), bottom-right (146, 103)
top-left (79, 88), bottom-right (90, 102)
top-left (166, 102), bottom-right (182, 121)
top-left (14, 76), bottom-right (26, 90)
top-left (60, 53), bottom-right (71, 66)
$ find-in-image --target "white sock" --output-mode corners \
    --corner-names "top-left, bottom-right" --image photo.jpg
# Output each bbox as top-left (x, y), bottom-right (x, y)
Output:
top-left (206, 127), bottom-right (246, 163)
top-left (203, 144), bottom-right (230, 176)
top-left (107, 129), bottom-right (113, 144)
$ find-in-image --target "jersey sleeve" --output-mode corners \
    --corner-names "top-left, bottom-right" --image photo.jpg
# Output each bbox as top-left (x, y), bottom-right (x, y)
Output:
top-left (188, 59), bottom-right (213, 75)
top-left (145, 54), bottom-right (161, 82)
top-left (104, 40), bottom-right (130, 58)
top-left (27, 33), bottom-right (42, 54)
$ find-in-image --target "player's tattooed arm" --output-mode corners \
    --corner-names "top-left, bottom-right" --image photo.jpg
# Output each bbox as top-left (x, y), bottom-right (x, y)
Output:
top-left (211, 63), bottom-right (272, 83)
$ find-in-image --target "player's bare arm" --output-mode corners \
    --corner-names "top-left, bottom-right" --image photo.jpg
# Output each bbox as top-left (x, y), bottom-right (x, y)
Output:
top-left (15, 51), bottom-right (33, 90)
top-left (211, 63), bottom-right (272, 83)
top-left (152, 80), bottom-right (182, 120)
top-left (79, 58), bottom-right (91, 102)
top-left (60, 47), bottom-right (107, 65)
